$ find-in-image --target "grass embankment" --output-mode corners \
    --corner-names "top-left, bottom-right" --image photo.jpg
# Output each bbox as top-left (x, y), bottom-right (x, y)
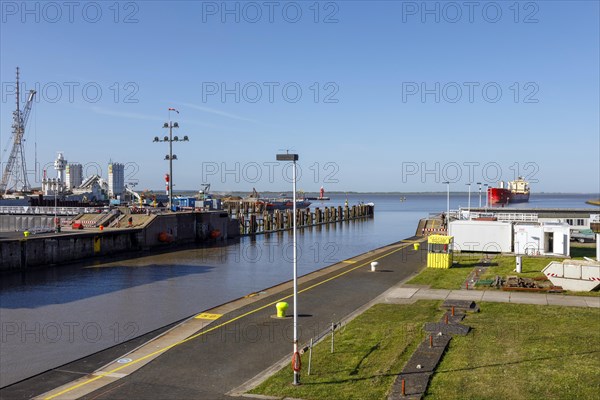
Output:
top-left (250, 301), bottom-right (443, 400)
top-left (406, 244), bottom-right (599, 296)
top-left (426, 303), bottom-right (600, 400)
top-left (251, 301), bottom-right (600, 400)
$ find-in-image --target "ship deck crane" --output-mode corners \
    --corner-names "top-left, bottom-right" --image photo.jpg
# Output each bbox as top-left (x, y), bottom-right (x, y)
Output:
top-left (0, 67), bottom-right (36, 195)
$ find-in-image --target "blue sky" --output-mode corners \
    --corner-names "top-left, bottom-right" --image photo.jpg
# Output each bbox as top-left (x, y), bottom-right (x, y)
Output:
top-left (1, 0), bottom-right (598, 193)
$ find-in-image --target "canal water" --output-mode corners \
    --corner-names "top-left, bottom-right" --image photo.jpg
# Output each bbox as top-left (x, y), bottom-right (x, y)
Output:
top-left (0, 193), bottom-right (595, 387)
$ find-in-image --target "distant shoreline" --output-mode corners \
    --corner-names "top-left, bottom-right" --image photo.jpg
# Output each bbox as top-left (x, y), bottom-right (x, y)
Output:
top-left (173, 191), bottom-right (600, 196)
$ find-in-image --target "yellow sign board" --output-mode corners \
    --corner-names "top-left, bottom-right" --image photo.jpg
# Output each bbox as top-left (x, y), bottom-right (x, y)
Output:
top-left (93, 236), bottom-right (101, 253)
top-left (195, 313), bottom-right (222, 320)
top-left (428, 234), bottom-right (453, 244)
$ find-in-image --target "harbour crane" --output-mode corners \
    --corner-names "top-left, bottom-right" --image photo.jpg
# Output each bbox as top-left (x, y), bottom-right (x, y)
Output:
top-left (0, 67), bottom-right (36, 195)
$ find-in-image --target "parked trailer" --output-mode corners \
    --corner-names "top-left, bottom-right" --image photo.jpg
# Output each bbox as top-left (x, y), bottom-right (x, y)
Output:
top-left (448, 220), bottom-right (513, 253)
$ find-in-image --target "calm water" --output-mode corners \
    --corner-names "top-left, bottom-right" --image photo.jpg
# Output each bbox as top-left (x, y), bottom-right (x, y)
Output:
top-left (0, 193), bottom-right (596, 387)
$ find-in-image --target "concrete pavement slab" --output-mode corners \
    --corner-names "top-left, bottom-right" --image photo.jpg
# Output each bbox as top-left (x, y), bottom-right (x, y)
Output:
top-left (383, 287), bottom-right (419, 299)
top-left (413, 289), bottom-right (450, 300)
top-left (447, 290), bottom-right (484, 301)
top-left (481, 290), bottom-right (511, 303)
top-left (546, 295), bottom-right (589, 307)
top-left (583, 297), bottom-right (600, 308)
top-left (509, 292), bottom-right (548, 305)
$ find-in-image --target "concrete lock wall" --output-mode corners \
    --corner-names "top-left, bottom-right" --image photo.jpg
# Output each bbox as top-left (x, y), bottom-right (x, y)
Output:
top-left (0, 231), bottom-right (141, 271)
top-left (0, 212), bottom-right (239, 271)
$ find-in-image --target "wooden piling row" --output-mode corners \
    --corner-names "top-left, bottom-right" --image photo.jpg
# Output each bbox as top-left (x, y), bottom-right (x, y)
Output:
top-left (236, 204), bottom-right (374, 236)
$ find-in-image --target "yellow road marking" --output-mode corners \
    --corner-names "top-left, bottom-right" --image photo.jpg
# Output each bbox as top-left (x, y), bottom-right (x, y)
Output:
top-left (194, 313), bottom-right (223, 320)
top-left (342, 260), bottom-right (356, 264)
top-left (44, 243), bottom-right (411, 399)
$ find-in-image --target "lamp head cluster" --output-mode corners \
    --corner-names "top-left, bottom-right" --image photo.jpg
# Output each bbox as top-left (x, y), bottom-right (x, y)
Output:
top-left (153, 121), bottom-right (188, 143)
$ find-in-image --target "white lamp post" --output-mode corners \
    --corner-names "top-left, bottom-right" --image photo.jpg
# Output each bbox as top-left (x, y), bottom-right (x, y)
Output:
top-left (443, 181), bottom-right (450, 226)
top-left (484, 184), bottom-right (489, 209)
top-left (153, 111), bottom-right (189, 211)
top-left (466, 183), bottom-right (471, 219)
top-left (477, 182), bottom-right (482, 208)
top-left (276, 151), bottom-right (300, 385)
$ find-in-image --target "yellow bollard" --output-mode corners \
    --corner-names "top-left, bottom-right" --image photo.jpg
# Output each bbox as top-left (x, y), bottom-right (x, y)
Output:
top-left (23, 231), bottom-right (30, 238)
top-left (276, 302), bottom-right (288, 318)
top-left (414, 243), bottom-right (420, 251)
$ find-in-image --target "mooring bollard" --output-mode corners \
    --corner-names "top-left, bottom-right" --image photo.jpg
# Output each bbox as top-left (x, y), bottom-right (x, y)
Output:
top-left (371, 261), bottom-right (378, 272)
top-left (401, 379), bottom-right (406, 396)
top-left (445, 314), bottom-right (449, 325)
top-left (413, 242), bottom-right (420, 251)
top-left (452, 306), bottom-right (455, 316)
top-left (275, 302), bottom-right (288, 318)
top-left (429, 334), bottom-right (433, 348)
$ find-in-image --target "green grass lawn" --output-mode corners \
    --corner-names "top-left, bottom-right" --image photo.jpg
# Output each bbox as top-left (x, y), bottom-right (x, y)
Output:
top-left (426, 303), bottom-right (600, 400)
top-left (406, 243), bottom-right (599, 296)
top-left (405, 254), bottom-right (483, 289)
top-left (477, 256), bottom-right (547, 281)
top-left (250, 301), bottom-right (600, 400)
top-left (249, 301), bottom-right (443, 400)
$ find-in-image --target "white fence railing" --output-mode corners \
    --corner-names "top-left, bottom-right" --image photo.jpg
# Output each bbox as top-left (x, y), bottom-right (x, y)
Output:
top-left (457, 210), bottom-right (539, 222)
top-left (0, 206), bottom-right (95, 215)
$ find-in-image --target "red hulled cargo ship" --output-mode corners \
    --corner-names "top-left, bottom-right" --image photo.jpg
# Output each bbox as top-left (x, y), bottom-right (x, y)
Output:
top-left (487, 177), bottom-right (530, 205)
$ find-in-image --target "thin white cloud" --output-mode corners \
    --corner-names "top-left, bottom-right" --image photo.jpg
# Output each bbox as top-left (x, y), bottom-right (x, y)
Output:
top-left (90, 106), bottom-right (162, 121)
top-left (177, 102), bottom-right (259, 124)
top-left (89, 106), bottom-right (222, 130)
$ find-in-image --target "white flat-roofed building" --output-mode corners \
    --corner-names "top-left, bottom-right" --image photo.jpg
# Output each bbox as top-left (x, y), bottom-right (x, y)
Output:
top-left (108, 162), bottom-right (125, 198)
top-left (66, 163), bottom-right (83, 190)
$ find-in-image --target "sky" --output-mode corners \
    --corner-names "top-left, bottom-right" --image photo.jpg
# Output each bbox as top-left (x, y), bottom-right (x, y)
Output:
top-left (0, 0), bottom-right (598, 194)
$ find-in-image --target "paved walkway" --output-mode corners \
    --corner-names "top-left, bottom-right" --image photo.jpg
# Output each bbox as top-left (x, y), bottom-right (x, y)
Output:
top-left (382, 287), bottom-right (600, 308)
top-left (27, 239), bottom-right (600, 400)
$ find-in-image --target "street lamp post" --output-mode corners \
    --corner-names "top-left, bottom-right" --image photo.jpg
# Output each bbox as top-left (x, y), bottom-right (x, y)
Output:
top-left (466, 183), bottom-right (471, 219)
top-left (153, 113), bottom-right (189, 211)
top-left (443, 181), bottom-right (450, 226)
top-left (477, 182), bottom-right (482, 208)
top-left (276, 151), bottom-right (300, 386)
top-left (54, 179), bottom-right (59, 233)
top-left (484, 184), bottom-right (489, 209)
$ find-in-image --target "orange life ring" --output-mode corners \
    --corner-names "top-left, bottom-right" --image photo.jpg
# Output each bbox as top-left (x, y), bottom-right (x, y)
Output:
top-left (291, 351), bottom-right (301, 372)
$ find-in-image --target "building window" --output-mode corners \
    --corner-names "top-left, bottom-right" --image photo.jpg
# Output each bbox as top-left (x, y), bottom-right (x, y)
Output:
top-left (566, 219), bottom-right (573, 225)
top-left (577, 219), bottom-right (585, 226)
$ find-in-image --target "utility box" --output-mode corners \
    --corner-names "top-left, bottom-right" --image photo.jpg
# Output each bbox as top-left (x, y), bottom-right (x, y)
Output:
top-left (514, 222), bottom-right (570, 256)
top-left (427, 235), bottom-right (454, 269)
